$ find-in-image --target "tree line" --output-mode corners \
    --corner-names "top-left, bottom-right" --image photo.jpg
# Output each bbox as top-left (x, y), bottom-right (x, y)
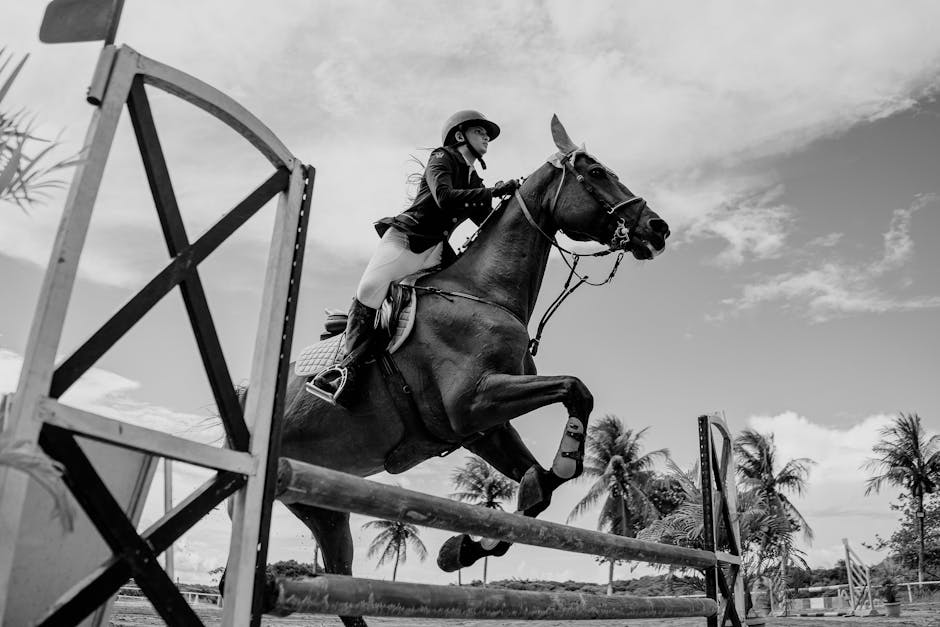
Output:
top-left (354, 411), bottom-right (938, 599)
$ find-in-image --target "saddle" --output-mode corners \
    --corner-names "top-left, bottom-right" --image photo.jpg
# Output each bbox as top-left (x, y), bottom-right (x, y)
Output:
top-left (293, 275), bottom-right (421, 378)
top-left (294, 273), bottom-right (459, 473)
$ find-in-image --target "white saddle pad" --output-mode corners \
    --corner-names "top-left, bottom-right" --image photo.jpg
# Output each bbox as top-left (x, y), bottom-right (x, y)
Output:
top-left (294, 333), bottom-right (346, 378)
top-left (294, 286), bottom-right (418, 378)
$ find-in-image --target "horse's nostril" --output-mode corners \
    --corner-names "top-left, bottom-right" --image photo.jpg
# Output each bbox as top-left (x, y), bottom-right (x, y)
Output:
top-left (649, 219), bottom-right (669, 235)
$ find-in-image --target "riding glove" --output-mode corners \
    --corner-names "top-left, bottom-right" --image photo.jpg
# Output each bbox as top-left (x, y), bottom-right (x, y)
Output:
top-left (490, 179), bottom-right (521, 198)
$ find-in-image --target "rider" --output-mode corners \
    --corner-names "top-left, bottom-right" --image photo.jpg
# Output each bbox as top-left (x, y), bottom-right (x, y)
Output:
top-left (309, 110), bottom-right (521, 405)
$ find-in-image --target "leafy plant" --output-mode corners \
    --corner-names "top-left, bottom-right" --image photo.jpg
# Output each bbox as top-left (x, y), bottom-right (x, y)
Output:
top-left (1, 48), bottom-right (80, 211)
top-left (882, 577), bottom-right (897, 603)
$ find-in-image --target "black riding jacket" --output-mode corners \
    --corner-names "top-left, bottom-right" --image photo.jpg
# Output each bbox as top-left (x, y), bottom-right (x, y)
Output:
top-left (375, 145), bottom-right (493, 253)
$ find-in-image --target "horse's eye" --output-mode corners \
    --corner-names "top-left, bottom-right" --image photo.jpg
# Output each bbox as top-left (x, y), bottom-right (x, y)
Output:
top-left (588, 166), bottom-right (606, 178)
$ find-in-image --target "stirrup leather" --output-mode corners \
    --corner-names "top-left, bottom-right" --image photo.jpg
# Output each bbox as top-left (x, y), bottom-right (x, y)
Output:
top-left (305, 365), bottom-right (348, 405)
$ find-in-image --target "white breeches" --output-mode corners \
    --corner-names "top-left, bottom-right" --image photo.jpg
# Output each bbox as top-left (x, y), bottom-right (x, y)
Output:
top-left (356, 227), bottom-right (443, 309)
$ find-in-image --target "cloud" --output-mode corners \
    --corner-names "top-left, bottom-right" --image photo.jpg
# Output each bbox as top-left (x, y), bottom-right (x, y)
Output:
top-left (656, 178), bottom-right (794, 265)
top-left (807, 233), bottom-right (844, 248)
top-left (5, 2), bottom-right (940, 287)
top-left (720, 195), bottom-right (940, 321)
top-left (746, 411), bottom-right (893, 485)
top-left (1, 346), bottom-right (223, 445)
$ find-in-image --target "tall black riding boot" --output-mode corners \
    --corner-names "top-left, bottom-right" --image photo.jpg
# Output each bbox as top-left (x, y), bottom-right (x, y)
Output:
top-left (307, 299), bottom-right (378, 406)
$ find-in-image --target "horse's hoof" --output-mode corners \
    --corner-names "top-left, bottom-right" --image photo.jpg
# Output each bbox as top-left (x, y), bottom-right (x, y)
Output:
top-left (437, 534), bottom-right (512, 571)
top-left (437, 534), bottom-right (470, 572)
top-left (487, 540), bottom-right (512, 557)
top-left (517, 465), bottom-right (562, 518)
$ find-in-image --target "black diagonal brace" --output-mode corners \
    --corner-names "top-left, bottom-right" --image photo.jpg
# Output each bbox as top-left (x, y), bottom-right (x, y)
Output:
top-left (37, 470), bottom-right (244, 626)
top-left (716, 564), bottom-right (743, 627)
top-left (126, 77), bottom-right (248, 450)
top-left (38, 424), bottom-right (202, 626)
top-left (50, 167), bottom-right (289, 403)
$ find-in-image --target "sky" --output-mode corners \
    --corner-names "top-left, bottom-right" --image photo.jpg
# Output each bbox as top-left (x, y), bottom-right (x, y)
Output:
top-left (2, 0), bottom-right (939, 587)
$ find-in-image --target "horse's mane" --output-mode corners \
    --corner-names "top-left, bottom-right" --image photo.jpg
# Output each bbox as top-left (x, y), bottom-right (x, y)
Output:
top-left (453, 194), bottom-right (516, 259)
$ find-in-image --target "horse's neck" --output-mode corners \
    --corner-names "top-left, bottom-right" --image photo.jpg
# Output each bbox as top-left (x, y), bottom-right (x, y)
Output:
top-left (444, 163), bottom-right (558, 324)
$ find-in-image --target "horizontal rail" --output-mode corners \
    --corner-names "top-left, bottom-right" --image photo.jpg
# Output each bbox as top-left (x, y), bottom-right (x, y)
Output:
top-left (39, 398), bottom-right (255, 475)
top-left (714, 550), bottom-right (742, 565)
top-left (274, 575), bottom-right (718, 620)
top-left (276, 458), bottom-right (716, 570)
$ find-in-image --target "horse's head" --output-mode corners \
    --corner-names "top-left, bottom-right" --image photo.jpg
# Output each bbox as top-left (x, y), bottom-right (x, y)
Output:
top-left (541, 115), bottom-right (669, 260)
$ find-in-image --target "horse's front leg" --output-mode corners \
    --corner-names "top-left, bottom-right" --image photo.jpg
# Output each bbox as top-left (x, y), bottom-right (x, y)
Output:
top-left (462, 372), bottom-right (594, 485)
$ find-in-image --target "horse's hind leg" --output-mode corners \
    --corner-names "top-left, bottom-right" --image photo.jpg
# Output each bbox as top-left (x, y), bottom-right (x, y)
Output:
top-left (437, 374), bottom-right (594, 573)
top-left (436, 424), bottom-right (565, 572)
top-left (465, 423), bottom-right (557, 516)
top-left (286, 503), bottom-right (367, 627)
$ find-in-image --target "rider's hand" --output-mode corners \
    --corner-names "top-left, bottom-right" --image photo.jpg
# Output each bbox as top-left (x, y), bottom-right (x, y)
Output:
top-left (491, 179), bottom-right (520, 198)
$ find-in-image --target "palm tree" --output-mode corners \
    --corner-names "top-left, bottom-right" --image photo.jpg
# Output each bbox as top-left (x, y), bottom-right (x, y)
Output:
top-left (864, 412), bottom-right (940, 583)
top-left (639, 459), bottom-right (808, 614)
top-left (361, 519), bottom-right (427, 581)
top-left (449, 455), bottom-right (517, 586)
top-left (568, 415), bottom-right (668, 594)
top-left (734, 429), bottom-right (815, 541)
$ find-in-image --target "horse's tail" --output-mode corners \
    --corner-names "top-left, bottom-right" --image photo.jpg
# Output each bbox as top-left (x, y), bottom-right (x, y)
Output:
top-left (235, 383), bottom-right (248, 410)
top-left (194, 383), bottom-right (250, 446)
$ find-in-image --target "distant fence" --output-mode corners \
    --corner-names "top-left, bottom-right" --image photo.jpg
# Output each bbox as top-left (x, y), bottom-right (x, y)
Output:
top-left (788, 580), bottom-right (940, 610)
top-left (117, 585), bottom-right (221, 607)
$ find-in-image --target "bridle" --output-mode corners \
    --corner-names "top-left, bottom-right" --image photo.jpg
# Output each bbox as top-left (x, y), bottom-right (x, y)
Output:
top-left (421, 149), bottom-right (655, 356)
top-left (519, 149), bottom-right (648, 258)
top-left (511, 150), bottom-right (650, 354)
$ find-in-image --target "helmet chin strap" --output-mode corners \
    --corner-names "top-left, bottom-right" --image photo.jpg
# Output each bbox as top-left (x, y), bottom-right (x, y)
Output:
top-left (456, 126), bottom-right (487, 169)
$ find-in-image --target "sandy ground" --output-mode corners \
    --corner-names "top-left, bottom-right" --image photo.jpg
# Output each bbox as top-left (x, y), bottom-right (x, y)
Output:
top-left (109, 599), bottom-right (940, 626)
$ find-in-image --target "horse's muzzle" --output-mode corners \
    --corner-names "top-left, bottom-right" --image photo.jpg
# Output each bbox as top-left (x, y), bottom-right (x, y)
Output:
top-left (629, 218), bottom-right (669, 260)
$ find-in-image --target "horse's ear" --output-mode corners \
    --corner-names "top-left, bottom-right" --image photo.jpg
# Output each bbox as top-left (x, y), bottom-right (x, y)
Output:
top-left (551, 114), bottom-right (579, 154)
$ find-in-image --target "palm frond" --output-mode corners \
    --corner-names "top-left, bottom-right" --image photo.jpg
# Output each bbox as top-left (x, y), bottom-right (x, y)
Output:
top-left (566, 475), bottom-right (610, 523)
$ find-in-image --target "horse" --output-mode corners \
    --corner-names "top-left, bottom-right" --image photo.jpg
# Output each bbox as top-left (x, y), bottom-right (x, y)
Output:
top-left (229, 116), bottom-right (670, 626)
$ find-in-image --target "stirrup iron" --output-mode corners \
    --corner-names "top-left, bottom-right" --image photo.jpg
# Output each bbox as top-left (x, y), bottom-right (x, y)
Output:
top-left (305, 366), bottom-right (348, 405)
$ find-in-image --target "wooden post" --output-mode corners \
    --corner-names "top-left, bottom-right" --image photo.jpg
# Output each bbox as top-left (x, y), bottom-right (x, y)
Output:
top-left (0, 45), bottom-right (133, 619)
top-left (221, 163), bottom-right (307, 626)
top-left (163, 459), bottom-right (174, 581)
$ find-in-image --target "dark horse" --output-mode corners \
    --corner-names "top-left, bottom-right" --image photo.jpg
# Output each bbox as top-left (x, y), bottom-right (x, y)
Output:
top-left (234, 116), bottom-right (669, 625)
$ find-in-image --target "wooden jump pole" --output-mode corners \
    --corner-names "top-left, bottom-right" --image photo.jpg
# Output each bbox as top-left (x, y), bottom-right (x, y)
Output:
top-left (277, 457), bottom-right (716, 570)
top-left (273, 574), bottom-right (718, 620)
top-left (272, 414), bottom-right (743, 624)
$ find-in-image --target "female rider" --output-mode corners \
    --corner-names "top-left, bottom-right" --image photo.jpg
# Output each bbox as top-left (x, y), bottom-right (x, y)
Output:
top-left (310, 110), bottom-right (520, 405)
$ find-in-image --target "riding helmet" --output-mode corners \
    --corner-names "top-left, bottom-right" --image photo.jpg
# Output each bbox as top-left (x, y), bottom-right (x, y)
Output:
top-left (441, 110), bottom-right (501, 146)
